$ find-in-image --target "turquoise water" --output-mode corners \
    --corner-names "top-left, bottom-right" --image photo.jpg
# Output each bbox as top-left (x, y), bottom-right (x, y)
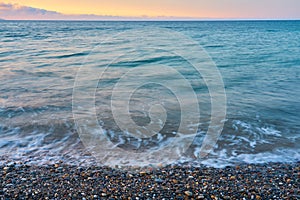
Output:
top-left (0, 21), bottom-right (299, 167)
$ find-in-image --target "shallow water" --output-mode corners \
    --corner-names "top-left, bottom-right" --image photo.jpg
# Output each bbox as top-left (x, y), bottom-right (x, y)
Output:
top-left (0, 20), bottom-right (299, 167)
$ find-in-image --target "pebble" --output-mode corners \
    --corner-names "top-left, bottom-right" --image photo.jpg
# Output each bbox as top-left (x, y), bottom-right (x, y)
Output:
top-left (5, 184), bottom-right (14, 187)
top-left (139, 171), bottom-right (146, 176)
top-left (172, 179), bottom-right (178, 184)
top-left (154, 178), bottom-right (163, 183)
top-left (3, 167), bottom-right (10, 171)
top-left (184, 191), bottom-right (193, 196)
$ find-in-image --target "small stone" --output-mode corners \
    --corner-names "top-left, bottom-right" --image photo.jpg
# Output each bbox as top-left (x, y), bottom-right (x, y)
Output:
top-left (128, 174), bottom-right (133, 178)
top-left (184, 191), bottom-right (193, 196)
top-left (139, 171), bottom-right (146, 176)
top-left (101, 193), bottom-right (107, 197)
top-left (256, 195), bottom-right (262, 200)
top-left (155, 178), bottom-right (163, 183)
top-left (62, 174), bottom-right (69, 178)
top-left (21, 178), bottom-right (27, 181)
top-left (230, 176), bottom-right (236, 180)
top-left (172, 179), bottom-right (178, 184)
top-left (57, 167), bottom-right (63, 171)
top-left (3, 167), bottom-right (10, 171)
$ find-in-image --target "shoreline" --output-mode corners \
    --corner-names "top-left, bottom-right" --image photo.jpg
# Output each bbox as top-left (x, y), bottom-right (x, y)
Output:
top-left (1, 162), bottom-right (299, 199)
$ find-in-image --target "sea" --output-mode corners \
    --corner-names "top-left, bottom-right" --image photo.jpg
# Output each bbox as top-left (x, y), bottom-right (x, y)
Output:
top-left (0, 20), bottom-right (299, 167)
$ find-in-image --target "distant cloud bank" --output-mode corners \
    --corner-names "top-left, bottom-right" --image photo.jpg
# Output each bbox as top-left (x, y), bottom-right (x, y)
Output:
top-left (0, 3), bottom-right (63, 19)
top-left (0, 2), bottom-right (197, 20)
top-left (0, 2), bottom-right (145, 20)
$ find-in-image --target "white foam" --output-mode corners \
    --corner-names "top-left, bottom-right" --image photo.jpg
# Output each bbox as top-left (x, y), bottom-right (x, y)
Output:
top-left (192, 148), bottom-right (300, 168)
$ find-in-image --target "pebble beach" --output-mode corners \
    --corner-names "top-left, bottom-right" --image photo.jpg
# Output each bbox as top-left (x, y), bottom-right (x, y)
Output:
top-left (1, 162), bottom-right (299, 199)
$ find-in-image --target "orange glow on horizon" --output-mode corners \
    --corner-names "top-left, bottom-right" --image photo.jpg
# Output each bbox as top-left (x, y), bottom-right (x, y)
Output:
top-left (2, 0), bottom-right (226, 18)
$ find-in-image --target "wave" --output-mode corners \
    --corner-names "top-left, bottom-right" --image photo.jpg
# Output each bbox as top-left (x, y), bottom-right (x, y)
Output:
top-left (0, 117), bottom-right (298, 167)
top-left (48, 52), bottom-right (89, 59)
top-left (110, 55), bottom-right (179, 67)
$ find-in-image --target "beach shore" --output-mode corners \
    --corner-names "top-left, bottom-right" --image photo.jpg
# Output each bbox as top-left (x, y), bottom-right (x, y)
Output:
top-left (1, 162), bottom-right (299, 199)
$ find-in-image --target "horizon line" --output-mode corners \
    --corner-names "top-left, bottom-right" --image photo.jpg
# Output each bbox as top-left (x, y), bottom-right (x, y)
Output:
top-left (1, 18), bottom-right (300, 21)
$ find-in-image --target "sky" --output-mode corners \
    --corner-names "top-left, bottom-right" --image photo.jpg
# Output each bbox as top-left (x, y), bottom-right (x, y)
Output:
top-left (0, 0), bottom-right (300, 20)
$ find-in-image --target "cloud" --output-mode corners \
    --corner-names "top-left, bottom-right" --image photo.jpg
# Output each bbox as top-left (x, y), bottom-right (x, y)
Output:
top-left (0, 3), bottom-right (63, 19)
top-left (0, 2), bottom-right (208, 20)
top-left (0, 2), bottom-right (150, 20)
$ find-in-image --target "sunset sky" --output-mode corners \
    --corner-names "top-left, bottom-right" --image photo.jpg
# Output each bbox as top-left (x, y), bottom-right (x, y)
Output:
top-left (1, 0), bottom-right (300, 20)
